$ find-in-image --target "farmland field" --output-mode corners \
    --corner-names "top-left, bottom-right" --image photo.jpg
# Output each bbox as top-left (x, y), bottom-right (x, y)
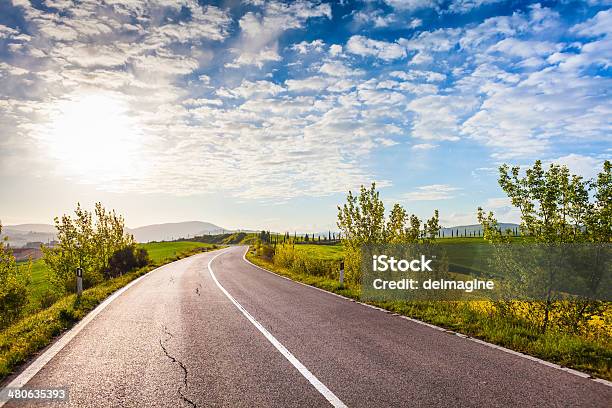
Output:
top-left (16, 241), bottom-right (217, 308)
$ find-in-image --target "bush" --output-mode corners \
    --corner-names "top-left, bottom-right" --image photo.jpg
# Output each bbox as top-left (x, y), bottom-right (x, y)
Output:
top-left (105, 246), bottom-right (149, 279)
top-left (0, 277), bottom-right (28, 329)
top-left (38, 289), bottom-right (60, 310)
top-left (0, 226), bottom-right (29, 329)
top-left (273, 244), bottom-right (336, 279)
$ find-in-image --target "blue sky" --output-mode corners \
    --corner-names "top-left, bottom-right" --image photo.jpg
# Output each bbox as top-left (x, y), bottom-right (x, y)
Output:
top-left (0, 0), bottom-right (610, 231)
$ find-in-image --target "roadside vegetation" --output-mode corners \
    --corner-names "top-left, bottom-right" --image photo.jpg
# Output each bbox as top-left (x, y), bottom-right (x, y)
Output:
top-left (250, 160), bottom-right (612, 380)
top-left (0, 203), bottom-right (219, 383)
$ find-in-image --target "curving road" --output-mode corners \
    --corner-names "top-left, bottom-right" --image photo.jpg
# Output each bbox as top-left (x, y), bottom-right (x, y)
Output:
top-left (3, 246), bottom-right (611, 407)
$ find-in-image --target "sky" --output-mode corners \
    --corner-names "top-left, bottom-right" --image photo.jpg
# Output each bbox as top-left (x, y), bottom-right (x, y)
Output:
top-left (0, 0), bottom-right (610, 232)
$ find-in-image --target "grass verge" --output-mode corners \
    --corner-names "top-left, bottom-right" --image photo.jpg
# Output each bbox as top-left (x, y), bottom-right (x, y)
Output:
top-left (0, 243), bottom-right (220, 383)
top-left (246, 249), bottom-right (612, 381)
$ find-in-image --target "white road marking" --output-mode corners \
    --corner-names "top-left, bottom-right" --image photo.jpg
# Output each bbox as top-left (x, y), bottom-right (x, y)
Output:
top-left (207, 250), bottom-right (348, 408)
top-left (0, 255), bottom-right (205, 408)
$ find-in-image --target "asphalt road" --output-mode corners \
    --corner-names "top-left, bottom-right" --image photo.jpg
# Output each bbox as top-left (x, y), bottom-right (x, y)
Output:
top-left (5, 246), bottom-right (611, 407)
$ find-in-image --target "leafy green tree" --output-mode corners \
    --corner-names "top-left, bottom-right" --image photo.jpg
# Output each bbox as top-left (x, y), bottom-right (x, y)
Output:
top-left (498, 160), bottom-right (595, 243)
top-left (423, 210), bottom-right (441, 243)
top-left (42, 203), bottom-right (135, 294)
top-left (483, 160), bottom-right (611, 332)
top-left (386, 203), bottom-right (408, 243)
top-left (337, 183), bottom-right (386, 283)
top-left (585, 160), bottom-right (611, 243)
top-left (337, 183), bottom-right (386, 248)
top-left (338, 183), bottom-right (442, 282)
top-left (0, 223), bottom-right (29, 328)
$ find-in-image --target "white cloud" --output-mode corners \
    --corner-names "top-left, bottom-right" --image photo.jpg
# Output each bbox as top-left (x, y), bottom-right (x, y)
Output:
top-left (383, 0), bottom-right (439, 11)
top-left (329, 44), bottom-right (343, 56)
top-left (411, 143), bottom-right (438, 150)
top-left (227, 1), bottom-right (331, 68)
top-left (408, 95), bottom-right (478, 141)
top-left (217, 80), bottom-right (285, 99)
top-left (285, 76), bottom-right (329, 92)
top-left (353, 10), bottom-right (398, 28)
top-left (548, 154), bottom-right (605, 180)
top-left (319, 61), bottom-right (364, 77)
top-left (488, 38), bottom-right (562, 58)
top-left (571, 9), bottom-right (612, 37)
top-left (226, 45), bottom-right (283, 68)
top-left (346, 35), bottom-right (407, 60)
top-left (402, 184), bottom-right (460, 201)
top-left (390, 70), bottom-right (446, 82)
top-left (292, 39), bottom-right (325, 54)
top-left (447, 0), bottom-right (504, 14)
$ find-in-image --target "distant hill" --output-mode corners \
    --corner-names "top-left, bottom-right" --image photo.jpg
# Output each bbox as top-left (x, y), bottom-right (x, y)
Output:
top-left (1, 224), bottom-right (56, 248)
top-left (1, 221), bottom-right (229, 246)
top-left (4, 224), bottom-right (57, 233)
top-left (188, 232), bottom-right (258, 245)
top-left (440, 223), bottom-right (520, 237)
top-left (128, 221), bottom-right (228, 243)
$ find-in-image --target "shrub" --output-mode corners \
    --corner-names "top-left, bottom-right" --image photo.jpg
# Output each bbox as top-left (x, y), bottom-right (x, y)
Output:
top-left (105, 246), bottom-right (150, 279)
top-left (38, 289), bottom-right (60, 310)
top-left (0, 225), bottom-right (29, 329)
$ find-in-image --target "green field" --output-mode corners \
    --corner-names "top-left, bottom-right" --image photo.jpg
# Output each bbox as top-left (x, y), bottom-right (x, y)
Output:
top-left (292, 238), bottom-right (525, 276)
top-left (17, 241), bottom-right (216, 309)
top-left (292, 244), bottom-right (344, 261)
top-left (139, 241), bottom-right (216, 264)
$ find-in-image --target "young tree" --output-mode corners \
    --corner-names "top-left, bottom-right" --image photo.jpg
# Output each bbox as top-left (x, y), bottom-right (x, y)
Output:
top-left (386, 203), bottom-right (408, 243)
top-left (337, 183), bottom-right (386, 248)
top-left (42, 203), bottom-right (135, 294)
top-left (483, 160), bottom-right (611, 332)
top-left (337, 183), bottom-right (386, 283)
top-left (423, 210), bottom-right (441, 243)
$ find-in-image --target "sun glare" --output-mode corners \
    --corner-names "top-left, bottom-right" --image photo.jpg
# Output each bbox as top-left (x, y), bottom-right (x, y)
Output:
top-left (43, 93), bottom-right (144, 182)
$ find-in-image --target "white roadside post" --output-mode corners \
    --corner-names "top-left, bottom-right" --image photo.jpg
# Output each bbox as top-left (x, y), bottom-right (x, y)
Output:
top-left (339, 261), bottom-right (344, 286)
top-left (76, 267), bottom-right (83, 296)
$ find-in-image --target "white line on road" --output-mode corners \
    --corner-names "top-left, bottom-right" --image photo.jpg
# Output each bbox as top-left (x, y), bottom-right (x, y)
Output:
top-left (207, 249), bottom-right (348, 408)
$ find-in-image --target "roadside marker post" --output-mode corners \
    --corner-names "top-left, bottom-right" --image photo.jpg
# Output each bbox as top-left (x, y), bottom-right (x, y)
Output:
top-left (339, 261), bottom-right (344, 286)
top-left (76, 268), bottom-right (83, 296)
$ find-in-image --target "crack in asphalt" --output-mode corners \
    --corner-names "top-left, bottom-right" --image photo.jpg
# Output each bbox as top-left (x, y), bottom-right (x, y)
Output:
top-left (160, 326), bottom-right (197, 408)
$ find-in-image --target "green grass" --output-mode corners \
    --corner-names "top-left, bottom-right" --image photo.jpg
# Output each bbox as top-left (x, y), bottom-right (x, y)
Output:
top-left (292, 244), bottom-right (345, 261)
top-left (0, 241), bottom-right (220, 383)
top-left (138, 241), bottom-right (216, 264)
top-left (246, 247), bottom-right (612, 381)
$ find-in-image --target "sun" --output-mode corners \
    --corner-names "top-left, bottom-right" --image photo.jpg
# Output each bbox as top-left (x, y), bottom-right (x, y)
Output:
top-left (43, 92), bottom-right (144, 183)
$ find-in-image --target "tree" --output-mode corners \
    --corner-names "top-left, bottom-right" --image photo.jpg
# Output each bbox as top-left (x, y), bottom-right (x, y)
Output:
top-left (42, 203), bottom-right (135, 294)
top-left (386, 203), bottom-right (408, 243)
top-left (338, 183), bottom-right (442, 282)
top-left (482, 160), bottom-right (611, 332)
top-left (498, 160), bottom-right (592, 243)
top-left (423, 210), bottom-right (441, 243)
top-left (337, 183), bottom-right (386, 248)
top-left (0, 223), bottom-right (29, 328)
top-left (585, 160), bottom-right (611, 243)
top-left (337, 183), bottom-right (386, 283)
